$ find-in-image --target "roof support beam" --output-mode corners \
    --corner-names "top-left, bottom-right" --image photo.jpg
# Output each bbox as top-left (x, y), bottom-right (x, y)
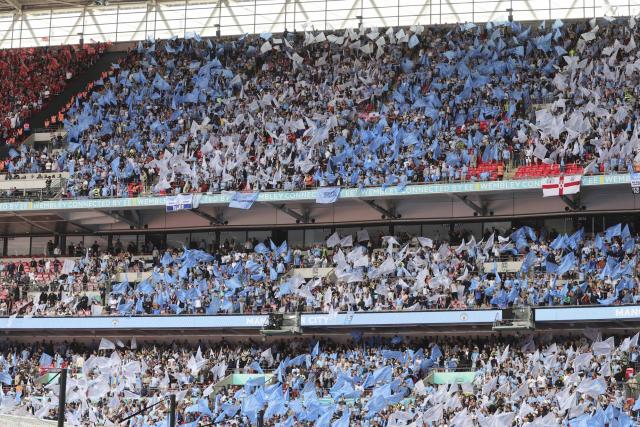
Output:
top-left (271, 203), bottom-right (313, 223)
top-left (65, 220), bottom-right (95, 234)
top-left (3, 0), bottom-right (21, 13)
top-left (189, 208), bottom-right (225, 225)
top-left (560, 195), bottom-right (582, 211)
top-left (101, 211), bottom-right (142, 229)
top-left (361, 200), bottom-right (400, 220)
top-left (455, 195), bottom-right (487, 216)
top-left (13, 213), bottom-right (56, 234)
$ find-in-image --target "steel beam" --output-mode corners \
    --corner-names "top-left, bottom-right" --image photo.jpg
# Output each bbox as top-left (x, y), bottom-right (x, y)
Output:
top-left (361, 200), bottom-right (399, 220)
top-left (271, 203), bottom-right (312, 223)
top-left (101, 210), bottom-right (141, 228)
top-left (455, 195), bottom-right (487, 216)
top-left (189, 208), bottom-right (225, 225)
top-left (14, 213), bottom-right (56, 234)
top-left (2, 0), bottom-right (21, 13)
top-left (560, 195), bottom-right (582, 211)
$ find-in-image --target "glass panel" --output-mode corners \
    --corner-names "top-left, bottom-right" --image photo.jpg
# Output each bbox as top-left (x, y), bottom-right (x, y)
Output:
top-left (23, 13), bottom-right (51, 47)
top-left (293, 0), bottom-right (325, 31)
top-left (421, 223), bottom-right (450, 242)
top-left (288, 229), bottom-right (304, 248)
top-left (365, 226), bottom-right (390, 246)
top-left (219, 231), bottom-right (247, 251)
top-left (112, 234), bottom-right (139, 254)
top-left (66, 235), bottom-right (83, 256)
top-left (453, 222), bottom-right (483, 241)
top-left (483, 221), bottom-right (512, 236)
top-left (166, 232), bottom-right (190, 249)
top-left (395, 224), bottom-right (422, 241)
top-left (7, 237), bottom-right (30, 257)
top-left (0, 16), bottom-right (14, 49)
top-left (86, 236), bottom-right (108, 256)
top-left (304, 228), bottom-right (332, 246)
top-left (30, 236), bottom-right (54, 257)
top-left (116, 6), bottom-right (149, 41)
top-left (85, 8), bottom-right (118, 43)
top-left (248, 230), bottom-right (271, 243)
top-left (190, 231), bottom-right (217, 251)
top-left (222, 1), bottom-right (255, 35)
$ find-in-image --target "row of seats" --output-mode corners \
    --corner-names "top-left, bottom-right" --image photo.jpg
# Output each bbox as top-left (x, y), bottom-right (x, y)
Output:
top-left (514, 163), bottom-right (583, 179)
top-left (466, 162), bottom-right (503, 181)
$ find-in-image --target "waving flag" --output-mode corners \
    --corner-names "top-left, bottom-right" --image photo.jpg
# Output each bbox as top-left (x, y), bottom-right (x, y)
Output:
top-left (542, 174), bottom-right (582, 197)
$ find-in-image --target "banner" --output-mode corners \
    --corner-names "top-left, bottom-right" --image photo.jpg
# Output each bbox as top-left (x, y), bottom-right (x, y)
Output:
top-left (229, 192), bottom-right (259, 209)
top-left (542, 174), bottom-right (581, 197)
top-left (316, 187), bottom-right (341, 204)
top-left (631, 173), bottom-right (640, 194)
top-left (165, 194), bottom-right (194, 212)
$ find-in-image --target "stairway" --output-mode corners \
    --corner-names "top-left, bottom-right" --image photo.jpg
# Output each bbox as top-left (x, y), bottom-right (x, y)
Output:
top-left (28, 50), bottom-right (127, 129)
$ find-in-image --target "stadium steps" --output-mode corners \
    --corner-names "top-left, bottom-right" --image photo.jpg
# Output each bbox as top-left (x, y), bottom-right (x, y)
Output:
top-left (28, 51), bottom-right (126, 129)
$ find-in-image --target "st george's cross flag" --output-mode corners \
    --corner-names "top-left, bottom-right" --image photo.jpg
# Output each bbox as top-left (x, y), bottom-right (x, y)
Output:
top-left (542, 174), bottom-right (582, 197)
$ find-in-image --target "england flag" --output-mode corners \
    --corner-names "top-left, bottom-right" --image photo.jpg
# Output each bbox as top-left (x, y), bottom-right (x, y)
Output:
top-left (542, 174), bottom-right (582, 197)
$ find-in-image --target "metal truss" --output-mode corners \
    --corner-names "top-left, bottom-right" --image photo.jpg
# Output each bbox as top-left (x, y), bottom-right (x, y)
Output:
top-left (0, 0), bottom-right (630, 49)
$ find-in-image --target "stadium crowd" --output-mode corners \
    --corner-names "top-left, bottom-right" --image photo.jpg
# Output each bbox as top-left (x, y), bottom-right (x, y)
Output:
top-left (0, 222), bottom-right (638, 317)
top-left (0, 333), bottom-right (638, 425)
top-left (0, 44), bottom-right (107, 147)
top-left (2, 16), bottom-right (640, 198)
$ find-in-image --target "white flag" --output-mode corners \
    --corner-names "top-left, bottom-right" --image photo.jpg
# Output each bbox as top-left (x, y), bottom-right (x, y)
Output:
top-left (327, 232), bottom-right (340, 248)
top-left (99, 338), bottom-right (115, 350)
top-left (340, 235), bottom-right (353, 247)
top-left (357, 229), bottom-right (370, 242)
top-left (417, 237), bottom-right (433, 248)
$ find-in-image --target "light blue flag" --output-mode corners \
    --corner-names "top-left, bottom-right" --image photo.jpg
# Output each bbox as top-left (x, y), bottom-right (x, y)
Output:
top-left (0, 372), bottom-right (12, 385)
top-left (137, 280), bottom-right (154, 295)
top-left (364, 366), bottom-right (392, 388)
top-left (254, 243), bottom-right (270, 255)
top-left (315, 405), bottom-right (336, 427)
top-left (249, 361), bottom-right (264, 374)
top-left (598, 296), bottom-right (617, 305)
top-left (595, 234), bottom-right (605, 252)
top-left (549, 234), bottom-right (567, 250)
top-left (39, 353), bottom-right (53, 368)
top-left (556, 252), bottom-right (576, 276)
top-left (605, 223), bottom-right (622, 241)
top-left (224, 276), bottom-right (242, 290)
top-left (331, 410), bottom-right (350, 427)
top-left (111, 281), bottom-right (129, 295)
top-left (520, 251), bottom-right (537, 272)
top-left (229, 191), bottom-right (259, 209)
top-left (316, 187), bottom-right (341, 204)
top-left (431, 344), bottom-right (443, 360)
top-left (160, 252), bottom-right (174, 267)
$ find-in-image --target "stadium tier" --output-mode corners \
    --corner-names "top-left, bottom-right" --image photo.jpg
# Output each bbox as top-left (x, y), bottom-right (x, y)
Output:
top-left (0, 224), bottom-right (637, 318)
top-left (1, 18), bottom-right (638, 198)
top-left (2, 7), bottom-right (640, 427)
top-left (0, 334), bottom-right (639, 425)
